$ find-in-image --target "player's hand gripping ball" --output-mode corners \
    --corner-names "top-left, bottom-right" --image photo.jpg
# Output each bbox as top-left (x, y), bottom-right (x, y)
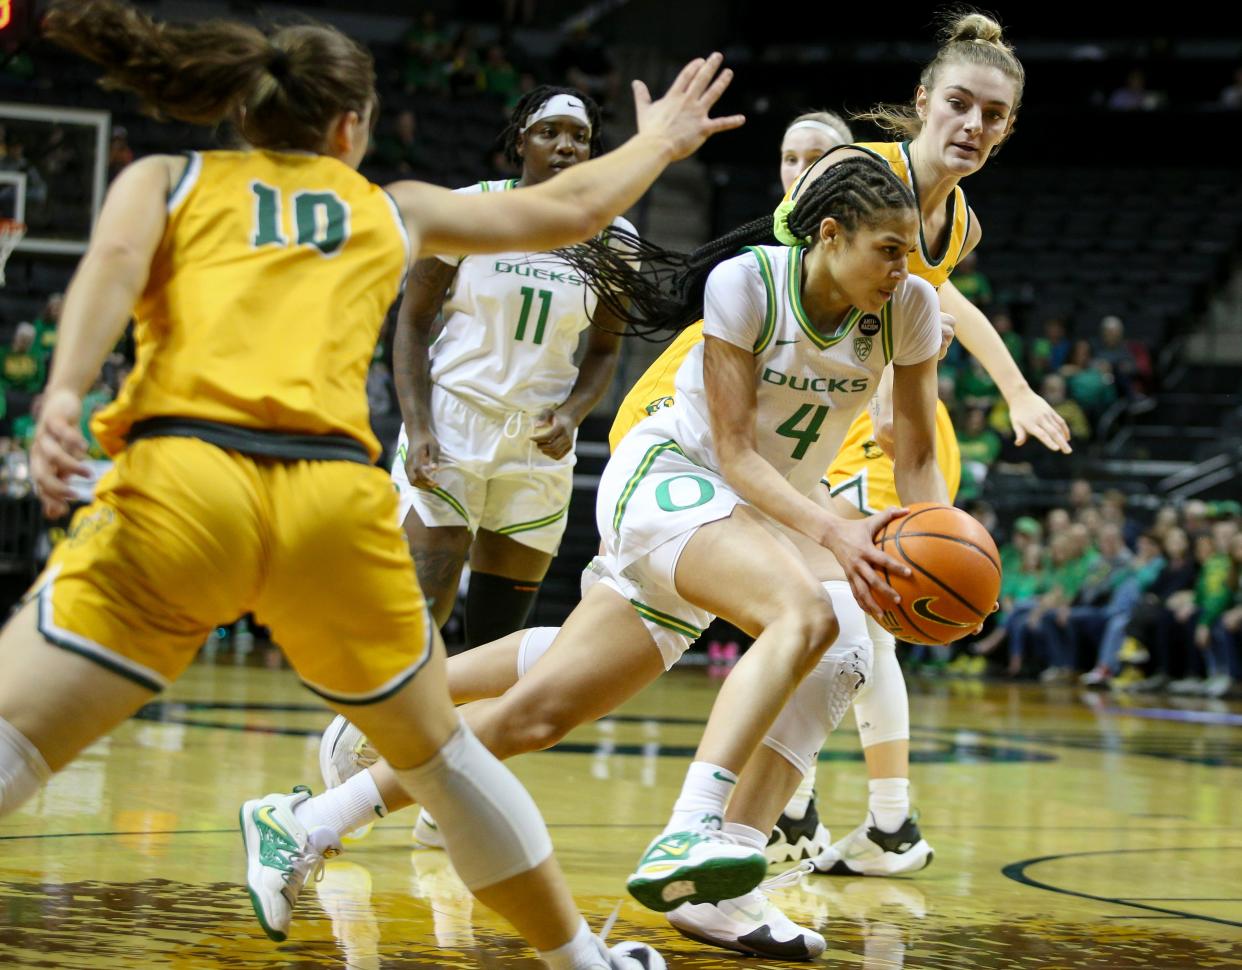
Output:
top-left (873, 503), bottom-right (1001, 645)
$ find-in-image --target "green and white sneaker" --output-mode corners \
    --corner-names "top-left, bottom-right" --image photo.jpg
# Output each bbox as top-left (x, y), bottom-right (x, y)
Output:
top-left (240, 787), bottom-right (342, 942)
top-left (626, 830), bottom-right (768, 913)
top-left (413, 808), bottom-right (446, 849)
top-left (319, 715), bottom-right (379, 789)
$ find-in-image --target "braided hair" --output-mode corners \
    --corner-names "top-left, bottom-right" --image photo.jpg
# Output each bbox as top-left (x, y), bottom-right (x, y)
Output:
top-left (557, 154), bottom-right (916, 339)
top-left (500, 85), bottom-right (604, 167)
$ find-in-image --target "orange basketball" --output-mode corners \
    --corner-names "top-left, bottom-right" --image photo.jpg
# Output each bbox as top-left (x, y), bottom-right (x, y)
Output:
top-left (873, 503), bottom-right (1002, 646)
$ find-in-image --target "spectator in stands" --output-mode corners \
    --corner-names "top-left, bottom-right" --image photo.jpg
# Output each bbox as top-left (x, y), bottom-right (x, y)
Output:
top-left (1062, 338), bottom-right (1117, 421)
top-left (1130, 530), bottom-right (1227, 693)
top-left (1042, 373), bottom-right (1091, 442)
top-left (999, 515), bottom-right (1042, 578)
top-left (375, 110), bottom-right (428, 177)
top-left (973, 540), bottom-right (1047, 668)
top-left (956, 407), bottom-right (1002, 503)
top-left (30, 293), bottom-right (61, 361)
top-left (955, 355), bottom-right (1000, 410)
top-left (949, 251), bottom-right (992, 308)
top-left (1108, 68), bottom-right (1162, 111)
top-left (399, 13), bottom-right (447, 93)
top-left (1004, 530), bottom-right (1087, 678)
top-left (1100, 489), bottom-right (1142, 547)
top-left (1183, 499), bottom-right (1210, 537)
top-left (1204, 532), bottom-right (1242, 697)
top-left (1079, 531), bottom-right (1166, 687)
top-left (1068, 478), bottom-right (1095, 516)
top-left (1114, 526), bottom-right (1198, 689)
top-left (482, 45), bottom-right (521, 102)
top-left (991, 308), bottom-right (1023, 368)
top-left (444, 28), bottom-right (484, 96)
top-left (1094, 315), bottom-right (1144, 397)
top-left (1043, 522), bottom-right (1133, 681)
top-left (554, 21), bottom-right (618, 107)
top-left (1151, 504), bottom-right (1180, 542)
top-left (1, 323), bottom-right (46, 434)
top-left (1218, 65), bottom-right (1242, 109)
top-left (1030, 316), bottom-right (1072, 377)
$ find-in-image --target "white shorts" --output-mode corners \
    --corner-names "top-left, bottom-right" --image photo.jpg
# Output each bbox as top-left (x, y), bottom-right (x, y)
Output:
top-left (393, 390), bottom-right (575, 555)
top-left (592, 428), bottom-right (745, 666)
top-left (581, 548), bottom-right (714, 669)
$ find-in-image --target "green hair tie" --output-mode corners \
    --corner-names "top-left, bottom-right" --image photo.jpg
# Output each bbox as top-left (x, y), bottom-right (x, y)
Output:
top-left (773, 195), bottom-right (809, 247)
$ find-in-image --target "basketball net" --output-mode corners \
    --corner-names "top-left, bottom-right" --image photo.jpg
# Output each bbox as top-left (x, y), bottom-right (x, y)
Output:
top-left (0, 218), bottom-right (26, 287)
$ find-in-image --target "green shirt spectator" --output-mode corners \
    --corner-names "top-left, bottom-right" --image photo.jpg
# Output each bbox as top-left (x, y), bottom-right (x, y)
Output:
top-left (956, 408), bottom-right (1002, 503)
top-left (1, 323), bottom-right (47, 394)
top-left (30, 294), bottom-right (63, 361)
top-left (1196, 552), bottom-right (1235, 629)
top-left (950, 252), bottom-right (992, 307)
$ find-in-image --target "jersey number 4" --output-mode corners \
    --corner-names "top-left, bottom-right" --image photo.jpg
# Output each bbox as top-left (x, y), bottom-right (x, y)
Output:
top-left (777, 404), bottom-right (830, 460)
top-left (515, 286), bottom-right (553, 344)
top-left (251, 182), bottom-right (350, 256)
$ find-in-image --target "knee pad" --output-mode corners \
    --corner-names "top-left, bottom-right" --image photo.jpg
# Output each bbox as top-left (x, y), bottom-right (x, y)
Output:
top-left (0, 716), bottom-right (51, 817)
top-left (852, 616), bottom-right (909, 747)
top-left (391, 721), bottom-right (552, 891)
top-left (762, 582), bottom-right (872, 774)
top-left (516, 626), bottom-right (559, 679)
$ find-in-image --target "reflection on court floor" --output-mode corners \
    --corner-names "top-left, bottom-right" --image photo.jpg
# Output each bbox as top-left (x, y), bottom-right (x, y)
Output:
top-left (1, 659), bottom-right (1240, 968)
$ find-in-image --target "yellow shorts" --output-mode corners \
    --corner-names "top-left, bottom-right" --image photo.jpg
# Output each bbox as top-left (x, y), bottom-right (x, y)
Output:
top-left (30, 437), bottom-right (431, 704)
top-left (826, 400), bottom-right (961, 513)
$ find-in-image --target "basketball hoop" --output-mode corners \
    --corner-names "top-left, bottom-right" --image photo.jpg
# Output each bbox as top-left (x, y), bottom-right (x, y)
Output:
top-left (0, 218), bottom-right (25, 287)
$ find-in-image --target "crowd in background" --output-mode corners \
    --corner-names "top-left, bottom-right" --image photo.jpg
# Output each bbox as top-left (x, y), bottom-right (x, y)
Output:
top-left (929, 487), bottom-right (1242, 699)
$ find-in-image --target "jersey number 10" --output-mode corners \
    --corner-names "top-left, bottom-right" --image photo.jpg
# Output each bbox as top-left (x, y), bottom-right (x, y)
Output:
top-left (251, 182), bottom-right (350, 257)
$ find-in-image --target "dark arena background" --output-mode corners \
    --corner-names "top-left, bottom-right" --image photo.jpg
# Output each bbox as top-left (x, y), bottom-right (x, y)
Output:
top-left (0, 1), bottom-right (1240, 967)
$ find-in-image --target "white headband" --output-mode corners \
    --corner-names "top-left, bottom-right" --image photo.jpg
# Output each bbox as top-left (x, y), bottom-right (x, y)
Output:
top-left (784, 119), bottom-right (843, 141)
top-left (523, 94), bottom-right (592, 135)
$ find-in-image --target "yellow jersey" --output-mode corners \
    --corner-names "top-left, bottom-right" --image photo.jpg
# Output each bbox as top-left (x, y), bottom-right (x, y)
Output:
top-left (94, 149), bottom-right (409, 461)
top-left (787, 141), bottom-right (971, 289)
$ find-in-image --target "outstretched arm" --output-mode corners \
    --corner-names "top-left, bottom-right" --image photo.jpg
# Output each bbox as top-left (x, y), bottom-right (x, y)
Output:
top-left (940, 280), bottom-right (1072, 453)
top-left (392, 54), bottom-right (744, 259)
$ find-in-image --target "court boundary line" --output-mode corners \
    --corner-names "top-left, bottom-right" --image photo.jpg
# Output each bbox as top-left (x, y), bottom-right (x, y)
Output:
top-left (1003, 847), bottom-right (1242, 928)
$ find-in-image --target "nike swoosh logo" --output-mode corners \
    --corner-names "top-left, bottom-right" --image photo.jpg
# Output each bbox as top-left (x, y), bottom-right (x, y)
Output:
top-left (712, 771), bottom-right (736, 784)
top-left (257, 805), bottom-right (287, 836)
top-left (912, 596), bottom-right (972, 628)
top-left (654, 841), bottom-right (689, 857)
top-left (775, 339), bottom-right (799, 345)
top-left (374, 804), bottom-right (386, 818)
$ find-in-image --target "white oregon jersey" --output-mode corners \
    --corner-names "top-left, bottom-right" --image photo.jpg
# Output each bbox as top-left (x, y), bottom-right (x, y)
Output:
top-left (430, 179), bottom-right (636, 413)
top-left (641, 245), bottom-right (941, 496)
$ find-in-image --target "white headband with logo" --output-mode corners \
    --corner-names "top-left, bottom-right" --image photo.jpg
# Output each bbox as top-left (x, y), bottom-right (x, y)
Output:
top-left (785, 120), bottom-right (842, 140)
top-left (523, 94), bottom-right (592, 136)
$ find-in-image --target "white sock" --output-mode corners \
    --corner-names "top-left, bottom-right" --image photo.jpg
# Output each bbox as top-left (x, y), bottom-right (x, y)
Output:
top-left (868, 777), bottom-right (910, 833)
top-left (782, 768), bottom-right (817, 820)
top-left (665, 761), bottom-right (736, 834)
top-left (295, 768), bottom-right (388, 837)
top-left (538, 917), bottom-right (606, 970)
top-left (723, 821), bottom-right (767, 852)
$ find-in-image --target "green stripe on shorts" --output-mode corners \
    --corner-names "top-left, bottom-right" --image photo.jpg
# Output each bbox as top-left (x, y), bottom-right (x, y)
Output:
top-left (630, 599), bottom-right (704, 639)
top-left (430, 486), bottom-right (470, 523)
top-left (497, 504), bottom-right (569, 536)
top-left (612, 439), bottom-right (684, 533)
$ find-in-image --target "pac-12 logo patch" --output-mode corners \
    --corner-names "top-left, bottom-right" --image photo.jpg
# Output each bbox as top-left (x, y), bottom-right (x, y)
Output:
top-left (854, 336), bottom-right (873, 360)
top-left (858, 314), bottom-right (882, 336)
